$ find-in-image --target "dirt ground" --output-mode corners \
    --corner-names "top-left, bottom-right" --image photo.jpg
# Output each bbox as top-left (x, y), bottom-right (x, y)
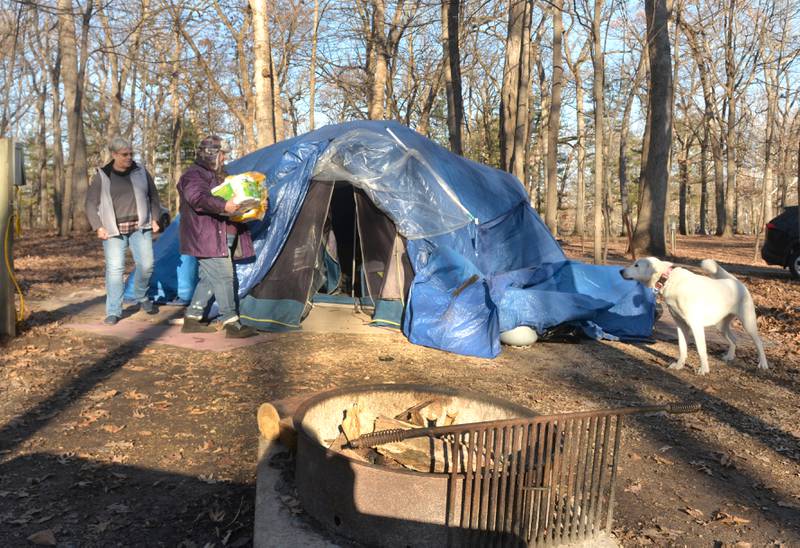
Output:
top-left (1, 232), bottom-right (799, 547)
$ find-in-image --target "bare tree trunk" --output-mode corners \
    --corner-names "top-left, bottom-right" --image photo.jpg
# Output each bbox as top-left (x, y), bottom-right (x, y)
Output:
top-left (499, 0), bottom-right (532, 182)
top-left (564, 31), bottom-right (589, 237)
top-left (251, 0), bottom-right (278, 146)
top-left (101, 0), bottom-right (148, 147)
top-left (368, 0), bottom-right (387, 119)
top-left (58, 0), bottom-right (93, 233)
top-left (573, 76), bottom-right (586, 237)
top-left (759, 64), bottom-right (778, 237)
top-left (754, 79), bottom-right (776, 260)
top-left (686, 30), bottom-right (726, 235)
top-left (30, 7), bottom-right (63, 230)
top-left (417, 65), bottom-right (443, 136)
top-left (684, 28), bottom-right (725, 234)
top-left (511, 1), bottom-right (532, 182)
top-left (272, 51), bottom-right (285, 140)
top-left (633, 0), bottom-right (671, 257)
top-left (636, 82), bottom-right (651, 220)
top-left (722, 0), bottom-right (737, 236)
top-left (167, 28), bottom-right (182, 214)
top-left (309, 0), bottom-right (320, 130)
top-left (619, 51), bottom-right (646, 241)
top-left (699, 125), bottom-right (709, 234)
top-left (590, 0), bottom-right (605, 263)
top-left (724, 99), bottom-right (738, 235)
top-left (678, 134), bottom-right (693, 235)
top-left (442, 0), bottom-right (464, 154)
top-left (499, 0), bottom-right (521, 172)
top-left (603, 133), bottom-right (613, 261)
top-left (711, 136), bottom-right (725, 235)
top-left (35, 79), bottom-right (48, 228)
top-left (404, 32), bottom-right (417, 126)
top-left (544, 0), bottom-right (563, 235)
top-left (126, 64), bottom-right (138, 139)
top-left (50, 56), bottom-right (65, 231)
top-left (0, 5), bottom-right (21, 135)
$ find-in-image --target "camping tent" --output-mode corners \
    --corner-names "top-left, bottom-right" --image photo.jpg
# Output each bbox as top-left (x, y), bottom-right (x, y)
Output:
top-left (132, 120), bottom-right (654, 358)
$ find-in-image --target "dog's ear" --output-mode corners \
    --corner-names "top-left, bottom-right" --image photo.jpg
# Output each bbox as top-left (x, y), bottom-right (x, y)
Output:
top-left (647, 257), bottom-right (668, 274)
top-left (642, 258), bottom-right (661, 284)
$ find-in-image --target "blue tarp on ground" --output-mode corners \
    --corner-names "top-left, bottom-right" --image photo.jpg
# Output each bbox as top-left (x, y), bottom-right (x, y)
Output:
top-left (130, 120), bottom-right (654, 358)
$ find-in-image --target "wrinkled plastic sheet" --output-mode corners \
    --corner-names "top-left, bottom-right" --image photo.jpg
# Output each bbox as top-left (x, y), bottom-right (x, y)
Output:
top-left (491, 261), bottom-right (655, 340)
top-left (313, 128), bottom-right (473, 239)
top-left (404, 246), bottom-right (500, 358)
top-left (405, 239), bottom-right (654, 357)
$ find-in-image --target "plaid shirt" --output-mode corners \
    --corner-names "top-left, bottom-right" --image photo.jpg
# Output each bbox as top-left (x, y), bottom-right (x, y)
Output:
top-left (117, 220), bottom-right (140, 235)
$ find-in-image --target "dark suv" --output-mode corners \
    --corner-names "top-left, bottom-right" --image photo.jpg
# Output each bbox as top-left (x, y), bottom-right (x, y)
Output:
top-left (761, 206), bottom-right (799, 278)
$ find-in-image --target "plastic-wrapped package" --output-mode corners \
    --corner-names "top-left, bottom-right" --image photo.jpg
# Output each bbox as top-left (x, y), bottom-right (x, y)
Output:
top-left (212, 171), bottom-right (268, 222)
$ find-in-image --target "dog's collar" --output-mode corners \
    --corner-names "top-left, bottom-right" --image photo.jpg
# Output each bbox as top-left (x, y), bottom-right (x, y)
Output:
top-left (653, 267), bottom-right (673, 294)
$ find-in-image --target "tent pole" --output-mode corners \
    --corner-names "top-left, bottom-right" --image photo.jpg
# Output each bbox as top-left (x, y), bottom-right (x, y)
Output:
top-left (351, 195), bottom-right (359, 313)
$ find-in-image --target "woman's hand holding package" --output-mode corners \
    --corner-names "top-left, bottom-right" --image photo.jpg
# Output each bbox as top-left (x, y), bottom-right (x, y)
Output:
top-left (224, 199), bottom-right (242, 215)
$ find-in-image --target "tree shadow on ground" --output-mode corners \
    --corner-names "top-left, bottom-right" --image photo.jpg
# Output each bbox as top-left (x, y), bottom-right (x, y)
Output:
top-left (0, 453), bottom-right (253, 547)
top-left (564, 340), bottom-right (800, 542)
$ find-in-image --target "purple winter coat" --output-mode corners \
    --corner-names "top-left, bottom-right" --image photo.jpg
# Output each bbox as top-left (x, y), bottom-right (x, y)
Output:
top-left (177, 163), bottom-right (254, 259)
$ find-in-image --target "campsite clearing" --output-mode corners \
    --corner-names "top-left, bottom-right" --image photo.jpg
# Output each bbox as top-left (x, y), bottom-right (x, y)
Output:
top-left (1, 232), bottom-right (799, 546)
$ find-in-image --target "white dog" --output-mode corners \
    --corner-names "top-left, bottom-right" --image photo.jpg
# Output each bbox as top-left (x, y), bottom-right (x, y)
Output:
top-left (621, 257), bottom-right (768, 375)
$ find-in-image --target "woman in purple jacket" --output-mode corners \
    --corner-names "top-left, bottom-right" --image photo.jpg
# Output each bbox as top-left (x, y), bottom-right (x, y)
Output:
top-left (177, 135), bottom-right (257, 338)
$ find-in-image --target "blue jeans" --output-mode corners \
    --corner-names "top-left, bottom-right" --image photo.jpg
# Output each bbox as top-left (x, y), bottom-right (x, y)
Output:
top-left (102, 229), bottom-right (154, 317)
top-left (185, 235), bottom-right (238, 324)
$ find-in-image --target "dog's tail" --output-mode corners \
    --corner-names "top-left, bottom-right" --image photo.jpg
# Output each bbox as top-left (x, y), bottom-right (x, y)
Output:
top-left (700, 259), bottom-right (736, 280)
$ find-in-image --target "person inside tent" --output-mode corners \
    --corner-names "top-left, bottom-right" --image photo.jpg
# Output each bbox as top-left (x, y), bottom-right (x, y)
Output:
top-left (177, 135), bottom-right (258, 338)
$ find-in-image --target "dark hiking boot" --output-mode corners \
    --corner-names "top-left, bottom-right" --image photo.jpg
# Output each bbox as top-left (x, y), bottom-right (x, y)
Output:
top-left (181, 317), bottom-right (216, 333)
top-left (104, 315), bottom-right (120, 325)
top-left (140, 300), bottom-right (158, 315)
top-left (224, 322), bottom-right (257, 339)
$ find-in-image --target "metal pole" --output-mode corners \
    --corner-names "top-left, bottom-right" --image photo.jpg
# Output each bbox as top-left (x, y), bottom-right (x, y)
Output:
top-left (351, 195), bottom-right (359, 313)
top-left (0, 138), bottom-right (16, 338)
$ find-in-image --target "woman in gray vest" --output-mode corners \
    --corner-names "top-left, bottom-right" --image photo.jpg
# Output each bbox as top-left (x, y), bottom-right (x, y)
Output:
top-left (86, 137), bottom-right (162, 325)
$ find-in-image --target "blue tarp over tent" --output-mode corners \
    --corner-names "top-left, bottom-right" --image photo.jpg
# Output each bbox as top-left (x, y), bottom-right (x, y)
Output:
top-left (129, 120), bottom-right (654, 357)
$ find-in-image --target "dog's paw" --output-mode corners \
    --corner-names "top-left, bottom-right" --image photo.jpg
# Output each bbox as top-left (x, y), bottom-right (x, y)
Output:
top-left (758, 360), bottom-right (769, 370)
top-left (721, 352), bottom-right (735, 362)
top-left (697, 366), bottom-right (710, 376)
top-left (668, 361), bottom-right (685, 370)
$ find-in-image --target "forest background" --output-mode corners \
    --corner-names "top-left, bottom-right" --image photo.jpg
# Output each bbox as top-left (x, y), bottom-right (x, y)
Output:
top-left (1, 0), bottom-right (799, 261)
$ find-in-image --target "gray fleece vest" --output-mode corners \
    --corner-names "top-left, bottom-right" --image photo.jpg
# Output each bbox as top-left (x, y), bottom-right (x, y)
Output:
top-left (94, 166), bottom-right (152, 237)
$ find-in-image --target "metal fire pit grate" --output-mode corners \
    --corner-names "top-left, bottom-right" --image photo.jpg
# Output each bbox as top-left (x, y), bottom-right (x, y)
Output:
top-left (353, 403), bottom-right (699, 547)
top-left (445, 404), bottom-right (699, 547)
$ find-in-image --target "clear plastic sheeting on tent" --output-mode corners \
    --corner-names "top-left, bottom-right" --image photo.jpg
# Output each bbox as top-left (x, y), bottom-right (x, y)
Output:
top-left (313, 128), bottom-right (474, 239)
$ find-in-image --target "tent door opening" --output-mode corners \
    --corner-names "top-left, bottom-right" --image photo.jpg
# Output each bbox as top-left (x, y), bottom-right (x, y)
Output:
top-left (312, 181), bottom-right (413, 306)
top-left (317, 182), bottom-right (363, 301)
top-left (241, 179), bottom-right (412, 331)
top-left (313, 181), bottom-right (413, 321)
